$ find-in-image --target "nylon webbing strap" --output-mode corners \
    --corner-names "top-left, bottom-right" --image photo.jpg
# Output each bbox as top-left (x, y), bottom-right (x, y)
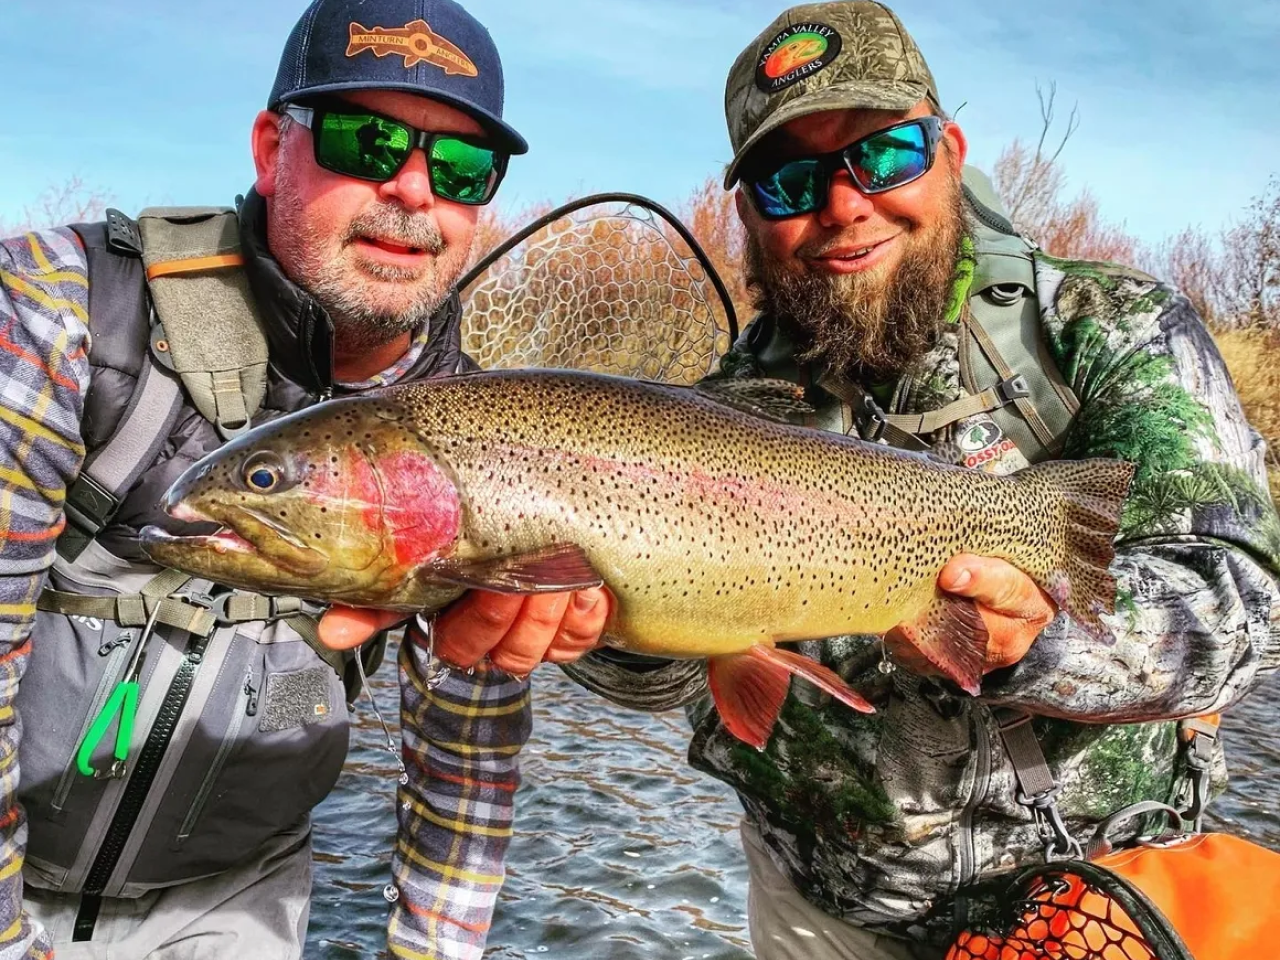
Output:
top-left (39, 582), bottom-right (346, 681)
top-left (1084, 800), bottom-right (1186, 860)
top-left (995, 709), bottom-right (1056, 798)
top-left (815, 375), bottom-right (931, 451)
top-left (994, 708), bottom-right (1082, 860)
top-left (57, 359), bottom-right (185, 561)
top-left (38, 570), bottom-right (215, 636)
top-left (966, 316), bottom-right (1057, 450)
top-left (880, 387), bottom-right (1005, 436)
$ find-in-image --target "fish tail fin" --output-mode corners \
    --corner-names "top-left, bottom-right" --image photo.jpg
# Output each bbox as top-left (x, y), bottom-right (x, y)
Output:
top-left (1015, 457), bottom-right (1136, 639)
top-left (707, 645), bottom-right (874, 750)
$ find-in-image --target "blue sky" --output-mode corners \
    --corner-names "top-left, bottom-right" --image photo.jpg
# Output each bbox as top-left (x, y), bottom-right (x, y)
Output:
top-left (2, 0), bottom-right (1277, 246)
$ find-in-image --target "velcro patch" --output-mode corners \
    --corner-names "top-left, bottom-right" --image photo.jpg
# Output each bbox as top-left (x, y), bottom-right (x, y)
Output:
top-left (259, 667), bottom-right (333, 733)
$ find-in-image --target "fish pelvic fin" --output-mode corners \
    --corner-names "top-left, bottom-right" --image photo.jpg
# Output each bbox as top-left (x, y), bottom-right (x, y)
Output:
top-left (425, 543), bottom-right (604, 593)
top-left (707, 645), bottom-right (874, 751)
top-left (895, 593), bottom-right (989, 696)
top-left (1014, 457), bottom-right (1136, 642)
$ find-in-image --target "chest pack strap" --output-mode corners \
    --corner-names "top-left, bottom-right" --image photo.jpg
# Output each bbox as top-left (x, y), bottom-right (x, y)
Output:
top-left (137, 206), bottom-right (269, 440)
top-left (38, 575), bottom-right (344, 680)
top-left (57, 356), bottom-right (185, 562)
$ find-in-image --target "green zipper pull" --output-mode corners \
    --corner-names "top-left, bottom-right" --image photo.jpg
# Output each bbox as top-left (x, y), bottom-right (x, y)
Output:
top-left (76, 603), bottom-right (161, 779)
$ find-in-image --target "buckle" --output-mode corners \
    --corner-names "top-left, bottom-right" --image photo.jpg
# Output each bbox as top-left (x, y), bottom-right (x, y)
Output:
top-left (64, 475), bottom-right (119, 535)
top-left (1016, 785), bottom-right (1083, 861)
top-left (996, 375), bottom-right (1031, 403)
top-left (105, 209), bottom-right (142, 257)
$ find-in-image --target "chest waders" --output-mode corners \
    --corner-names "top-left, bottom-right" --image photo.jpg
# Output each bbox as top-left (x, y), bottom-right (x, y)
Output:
top-left (25, 207), bottom-right (375, 938)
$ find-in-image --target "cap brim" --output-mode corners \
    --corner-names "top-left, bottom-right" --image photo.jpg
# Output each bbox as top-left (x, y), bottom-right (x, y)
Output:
top-left (723, 79), bottom-right (929, 188)
top-left (275, 82), bottom-right (529, 155)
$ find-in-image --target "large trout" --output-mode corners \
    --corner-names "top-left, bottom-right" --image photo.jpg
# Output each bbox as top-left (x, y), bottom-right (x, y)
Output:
top-left (142, 370), bottom-right (1134, 748)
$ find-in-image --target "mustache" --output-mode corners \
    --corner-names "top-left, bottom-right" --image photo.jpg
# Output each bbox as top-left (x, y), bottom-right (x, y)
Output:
top-left (345, 205), bottom-right (446, 254)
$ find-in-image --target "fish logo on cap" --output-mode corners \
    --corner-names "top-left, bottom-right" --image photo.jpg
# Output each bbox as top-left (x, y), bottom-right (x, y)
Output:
top-left (755, 22), bottom-right (843, 93)
top-left (346, 19), bottom-right (479, 76)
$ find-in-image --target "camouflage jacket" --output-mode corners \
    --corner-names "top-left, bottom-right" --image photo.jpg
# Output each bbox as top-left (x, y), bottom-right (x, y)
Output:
top-left (563, 252), bottom-right (1280, 945)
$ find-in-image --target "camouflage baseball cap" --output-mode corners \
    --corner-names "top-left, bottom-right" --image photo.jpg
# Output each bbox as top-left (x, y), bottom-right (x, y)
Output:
top-left (723, 1), bottom-right (940, 187)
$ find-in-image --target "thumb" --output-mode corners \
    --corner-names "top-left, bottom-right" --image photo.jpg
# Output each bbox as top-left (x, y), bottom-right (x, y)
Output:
top-left (318, 606), bottom-right (406, 650)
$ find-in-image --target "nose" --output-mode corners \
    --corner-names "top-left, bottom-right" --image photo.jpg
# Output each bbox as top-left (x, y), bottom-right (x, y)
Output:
top-left (378, 147), bottom-right (436, 212)
top-left (817, 168), bottom-right (874, 229)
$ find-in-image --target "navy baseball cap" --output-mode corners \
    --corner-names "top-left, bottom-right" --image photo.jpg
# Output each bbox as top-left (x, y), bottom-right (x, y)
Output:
top-left (268, 0), bottom-right (528, 155)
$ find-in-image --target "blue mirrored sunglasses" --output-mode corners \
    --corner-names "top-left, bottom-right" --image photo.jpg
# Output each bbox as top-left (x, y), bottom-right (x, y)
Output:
top-left (745, 116), bottom-right (945, 220)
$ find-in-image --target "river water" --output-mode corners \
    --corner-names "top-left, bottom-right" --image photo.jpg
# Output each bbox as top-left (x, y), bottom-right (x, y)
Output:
top-left (303, 651), bottom-right (1280, 959)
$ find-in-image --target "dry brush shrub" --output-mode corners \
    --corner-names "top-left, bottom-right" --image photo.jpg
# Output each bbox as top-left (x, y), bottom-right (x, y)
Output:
top-left (1212, 326), bottom-right (1280, 500)
top-left (1, 176), bottom-right (111, 235)
top-left (991, 86), bottom-right (1142, 264)
top-left (1215, 176), bottom-right (1280, 329)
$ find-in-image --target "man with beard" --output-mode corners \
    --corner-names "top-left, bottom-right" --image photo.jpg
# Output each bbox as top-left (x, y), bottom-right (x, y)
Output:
top-left (570, 2), bottom-right (1280, 956)
top-left (339, 2), bottom-right (1275, 957)
top-left (0, 0), bottom-right (608, 957)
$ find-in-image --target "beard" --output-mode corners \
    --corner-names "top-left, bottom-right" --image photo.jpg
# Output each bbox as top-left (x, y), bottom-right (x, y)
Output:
top-left (745, 172), bottom-right (969, 381)
top-left (270, 159), bottom-right (471, 353)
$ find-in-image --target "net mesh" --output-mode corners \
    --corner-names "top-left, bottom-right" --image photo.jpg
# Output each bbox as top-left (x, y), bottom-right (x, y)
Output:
top-left (460, 198), bottom-right (735, 385)
top-left (946, 874), bottom-right (1157, 960)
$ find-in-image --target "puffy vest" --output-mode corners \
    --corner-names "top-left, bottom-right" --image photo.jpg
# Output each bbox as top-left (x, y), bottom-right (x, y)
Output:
top-left (17, 197), bottom-right (469, 899)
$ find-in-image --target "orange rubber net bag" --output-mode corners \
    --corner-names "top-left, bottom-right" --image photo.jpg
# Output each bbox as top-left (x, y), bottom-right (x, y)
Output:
top-left (945, 833), bottom-right (1280, 960)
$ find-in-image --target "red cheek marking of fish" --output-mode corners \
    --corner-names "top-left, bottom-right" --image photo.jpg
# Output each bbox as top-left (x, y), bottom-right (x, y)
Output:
top-left (375, 451), bottom-right (461, 567)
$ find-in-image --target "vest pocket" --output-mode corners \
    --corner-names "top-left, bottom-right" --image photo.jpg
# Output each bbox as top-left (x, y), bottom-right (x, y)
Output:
top-left (174, 664), bottom-right (255, 843)
top-left (49, 632), bottom-right (133, 815)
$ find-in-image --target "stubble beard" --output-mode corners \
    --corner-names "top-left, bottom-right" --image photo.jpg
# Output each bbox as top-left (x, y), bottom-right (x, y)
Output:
top-left (745, 172), bottom-right (969, 381)
top-left (271, 161), bottom-right (473, 353)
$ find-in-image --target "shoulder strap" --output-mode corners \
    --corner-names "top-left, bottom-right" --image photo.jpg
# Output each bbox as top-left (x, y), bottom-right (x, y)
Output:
top-left (137, 206), bottom-right (269, 440)
top-left (58, 212), bottom-right (186, 562)
top-left (958, 166), bottom-right (1080, 462)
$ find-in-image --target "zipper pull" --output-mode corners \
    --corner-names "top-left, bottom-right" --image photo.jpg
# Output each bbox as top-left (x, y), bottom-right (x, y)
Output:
top-left (244, 671), bottom-right (259, 717)
top-left (98, 631), bottom-right (133, 657)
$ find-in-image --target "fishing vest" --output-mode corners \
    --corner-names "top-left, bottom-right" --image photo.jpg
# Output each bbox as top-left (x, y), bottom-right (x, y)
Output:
top-left (16, 205), bottom-right (392, 901)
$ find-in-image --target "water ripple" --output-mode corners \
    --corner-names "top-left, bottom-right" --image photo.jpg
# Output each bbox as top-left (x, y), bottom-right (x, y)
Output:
top-left (306, 649), bottom-right (1280, 958)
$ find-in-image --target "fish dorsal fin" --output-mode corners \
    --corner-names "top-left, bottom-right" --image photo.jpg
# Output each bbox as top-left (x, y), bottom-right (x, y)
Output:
top-left (425, 543), bottom-right (604, 593)
top-left (693, 378), bottom-right (814, 424)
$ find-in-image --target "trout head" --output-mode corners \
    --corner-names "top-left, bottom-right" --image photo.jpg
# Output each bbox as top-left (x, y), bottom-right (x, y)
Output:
top-left (141, 397), bottom-right (462, 610)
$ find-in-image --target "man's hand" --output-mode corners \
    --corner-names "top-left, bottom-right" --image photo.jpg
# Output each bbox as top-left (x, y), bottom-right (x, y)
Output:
top-left (886, 554), bottom-right (1058, 676)
top-left (318, 587), bottom-right (613, 677)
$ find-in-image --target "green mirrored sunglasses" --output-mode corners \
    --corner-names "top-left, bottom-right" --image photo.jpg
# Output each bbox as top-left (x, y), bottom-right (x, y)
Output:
top-left (282, 101), bottom-right (509, 205)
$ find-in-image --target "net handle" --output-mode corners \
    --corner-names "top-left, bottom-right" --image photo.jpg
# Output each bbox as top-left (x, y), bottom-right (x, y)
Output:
top-left (459, 192), bottom-right (740, 343)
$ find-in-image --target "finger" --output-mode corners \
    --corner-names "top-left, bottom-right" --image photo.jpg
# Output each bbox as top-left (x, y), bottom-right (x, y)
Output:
top-left (488, 592), bottom-right (573, 677)
top-left (318, 607), bottom-right (407, 651)
top-left (939, 555), bottom-right (1055, 620)
top-left (548, 587), bottom-right (612, 647)
top-left (434, 591), bottom-right (528, 667)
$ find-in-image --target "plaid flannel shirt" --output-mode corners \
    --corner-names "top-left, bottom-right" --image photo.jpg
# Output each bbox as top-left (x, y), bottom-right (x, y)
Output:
top-left (0, 227), bottom-right (528, 959)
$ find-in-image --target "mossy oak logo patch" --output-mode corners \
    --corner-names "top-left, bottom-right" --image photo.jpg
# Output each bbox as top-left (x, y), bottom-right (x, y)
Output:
top-left (755, 23), bottom-right (842, 93)
top-left (346, 20), bottom-right (479, 76)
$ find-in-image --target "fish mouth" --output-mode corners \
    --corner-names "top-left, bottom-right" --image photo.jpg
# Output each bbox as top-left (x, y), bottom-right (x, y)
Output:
top-left (141, 501), bottom-right (328, 578)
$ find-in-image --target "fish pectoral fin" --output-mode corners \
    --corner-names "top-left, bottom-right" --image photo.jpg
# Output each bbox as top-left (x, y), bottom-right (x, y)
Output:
top-left (692, 378), bottom-right (814, 423)
top-left (424, 543), bottom-right (604, 593)
top-left (707, 645), bottom-right (875, 751)
top-left (893, 594), bottom-right (989, 696)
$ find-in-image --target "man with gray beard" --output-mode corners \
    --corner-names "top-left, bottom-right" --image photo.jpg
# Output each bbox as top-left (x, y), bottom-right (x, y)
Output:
top-left (0, 0), bottom-right (606, 958)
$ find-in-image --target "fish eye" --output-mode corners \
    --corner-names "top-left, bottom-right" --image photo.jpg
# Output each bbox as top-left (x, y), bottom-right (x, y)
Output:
top-left (241, 453), bottom-right (289, 494)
